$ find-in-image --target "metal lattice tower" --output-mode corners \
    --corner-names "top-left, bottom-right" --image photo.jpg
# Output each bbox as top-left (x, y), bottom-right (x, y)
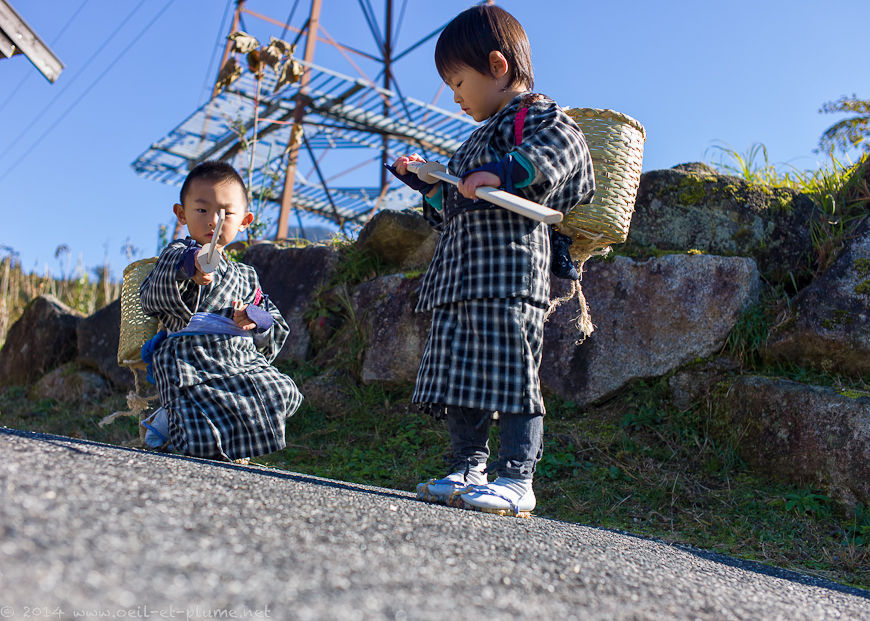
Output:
top-left (132, 0), bottom-right (475, 241)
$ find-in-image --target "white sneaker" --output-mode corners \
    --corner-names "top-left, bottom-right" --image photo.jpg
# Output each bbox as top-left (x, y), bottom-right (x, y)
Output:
top-left (416, 466), bottom-right (488, 505)
top-left (457, 477), bottom-right (536, 517)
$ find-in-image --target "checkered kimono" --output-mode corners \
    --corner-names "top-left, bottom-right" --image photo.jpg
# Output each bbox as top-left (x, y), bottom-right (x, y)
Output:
top-left (413, 93), bottom-right (595, 415)
top-left (140, 239), bottom-right (303, 460)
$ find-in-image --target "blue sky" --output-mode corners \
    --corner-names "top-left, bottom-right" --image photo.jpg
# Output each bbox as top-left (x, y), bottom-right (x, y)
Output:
top-left (1, 0), bottom-right (866, 280)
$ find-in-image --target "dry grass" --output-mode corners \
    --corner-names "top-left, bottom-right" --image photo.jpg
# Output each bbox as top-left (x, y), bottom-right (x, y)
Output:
top-left (0, 251), bottom-right (120, 349)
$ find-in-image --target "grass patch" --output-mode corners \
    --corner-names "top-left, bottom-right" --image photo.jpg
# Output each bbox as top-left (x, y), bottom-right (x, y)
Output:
top-left (725, 300), bottom-right (774, 369)
top-left (0, 385), bottom-right (139, 445)
top-left (328, 237), bottom-right (385, 288)
top-left (722, 288), bottom-right (870, 392)
top-left (256, 378), bottom-right (448, 489)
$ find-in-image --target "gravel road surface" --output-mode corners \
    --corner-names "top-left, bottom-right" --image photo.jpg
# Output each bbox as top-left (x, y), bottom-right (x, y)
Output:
top-left (1, 427), bottom-right (868, 620)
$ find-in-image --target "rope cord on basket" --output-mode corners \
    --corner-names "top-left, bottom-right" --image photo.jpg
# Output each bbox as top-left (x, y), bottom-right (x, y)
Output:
top-left (98, 365), bottom-right (152, 429)
top-left (544, 239), bottom-right (612, 342)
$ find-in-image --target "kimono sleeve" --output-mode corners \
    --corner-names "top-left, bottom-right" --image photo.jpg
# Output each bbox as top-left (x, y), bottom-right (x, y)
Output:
top-left (513, 100), bottom-right (596, 214)
top-left (422, 184), bottom-right (444, 228)
top-left (139, 241), bottom-right (200, 327)
top-left (250, 287), bottom-right (290, 363)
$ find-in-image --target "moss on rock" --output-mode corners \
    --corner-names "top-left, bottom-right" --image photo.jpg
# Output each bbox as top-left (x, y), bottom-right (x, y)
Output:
top-left (854, 279), bottom-right (870, 296)
top-left (854, 258), bottom-right (870, 277)
top-left (676, 175), bottom-right (709, 205)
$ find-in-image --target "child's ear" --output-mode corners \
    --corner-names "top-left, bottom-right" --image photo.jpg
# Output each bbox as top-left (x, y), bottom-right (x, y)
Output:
top-left (173, 203), bottom-right (186, 224)
top-left (489, 50), bottom-right (509, 79)
top-left (239, 212), bottom-right (254, 229)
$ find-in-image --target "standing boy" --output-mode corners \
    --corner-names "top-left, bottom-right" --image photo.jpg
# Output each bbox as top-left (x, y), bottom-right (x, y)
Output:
top-left (390, 5), bottom-right (595, 516)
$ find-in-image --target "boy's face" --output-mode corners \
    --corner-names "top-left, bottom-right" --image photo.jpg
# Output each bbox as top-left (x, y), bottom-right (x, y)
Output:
top-left (443, 52), bottom-right (519, 122)
top-left (173, 178), bottom-right (253, 249)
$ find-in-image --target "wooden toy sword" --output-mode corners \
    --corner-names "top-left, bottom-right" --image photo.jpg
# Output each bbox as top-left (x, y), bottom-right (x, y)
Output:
top-left (196, 208), bottom-right (225, 274)
top-left (406, 161), bottom-right (563, 225)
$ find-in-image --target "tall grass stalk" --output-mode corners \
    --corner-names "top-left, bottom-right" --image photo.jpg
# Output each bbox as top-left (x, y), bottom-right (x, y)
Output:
top-left (0, 257), bottom-right (10, 344)
top-left (706, 141), bottom-right (780, 185)
top-left (707, 140), bottom-right (866, 200)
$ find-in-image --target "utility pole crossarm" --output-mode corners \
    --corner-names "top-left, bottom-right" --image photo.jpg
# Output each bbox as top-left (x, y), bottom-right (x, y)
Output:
top-left (0, 0), bottom-right (63, 82)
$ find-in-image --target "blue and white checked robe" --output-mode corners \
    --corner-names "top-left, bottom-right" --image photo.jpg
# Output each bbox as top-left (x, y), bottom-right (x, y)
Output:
top-left (140, 239), bottom-right (303, 460)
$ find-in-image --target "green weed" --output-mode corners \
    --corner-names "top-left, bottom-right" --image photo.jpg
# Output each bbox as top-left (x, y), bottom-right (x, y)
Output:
top-left (706, 141), bottom-right (779, 185)
top-left (845, 504), bottom-right (870, 547)
top-left (783, 489), bottom-right (833, 518)
top-left (725, 302), bottom-right (772, 368)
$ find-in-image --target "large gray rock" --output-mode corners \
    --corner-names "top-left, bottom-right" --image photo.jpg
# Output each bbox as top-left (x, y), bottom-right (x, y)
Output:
top-left (77, 299), bottom-right (131, 389)
top-left (29, 362), bottom-right (112, 403)
top-left (351, 273), bottom-right (430, 387)
top-left (243, 242), bottom-right (340, 364)
top-left (541, 254), bottom-right (761, 407)
top-left (719, 375), bottom-right (870, 507)
top-left (356, 209), bottom-right (438, 270)
top-left (342, 253), bottom-right (762, 403)
top-left (766, 218), bottom-right (870, 377)
top-left (626, 164), bottom-right (821, 287)
top-left (0, 295), bottom-right (83, 386)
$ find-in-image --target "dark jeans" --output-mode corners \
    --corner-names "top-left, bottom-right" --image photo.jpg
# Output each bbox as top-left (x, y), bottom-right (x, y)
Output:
top-left (446, 406), bottom-right (543, 480)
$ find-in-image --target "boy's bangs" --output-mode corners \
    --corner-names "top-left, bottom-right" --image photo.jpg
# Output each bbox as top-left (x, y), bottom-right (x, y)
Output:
top-left (180, 161), bottom-right (249, 207)
top-left (434, 6), bottom-right (533, 89)
top-left (435, 29), bottom-right (491, 82)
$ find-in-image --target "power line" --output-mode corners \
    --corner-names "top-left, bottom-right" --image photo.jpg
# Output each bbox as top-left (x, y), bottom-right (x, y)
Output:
top-left (393, 0), bottom-right (408, 48)
top-left (279, 0), bottom-right (303, 41)
top-left (0, 0), bottom-right (149, 167)
top-left (0, 0), bottom-right (92, 115)
top-left (0, 0), bottom-right (177, 184)
top-left (198, 0), bottom-right (234, 107)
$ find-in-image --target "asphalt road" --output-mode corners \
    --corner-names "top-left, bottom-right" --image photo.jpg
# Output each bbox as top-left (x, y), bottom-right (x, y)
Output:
top-left (1, 427), bottom-right (868, 620)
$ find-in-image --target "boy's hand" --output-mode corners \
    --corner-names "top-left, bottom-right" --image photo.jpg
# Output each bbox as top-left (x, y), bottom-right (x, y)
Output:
top-left (392, 153), bottom-right (425, 175)
top-left (191, 266), bottom-right (213, 286)
top-left (389, 154), bottom-right (440, 197)
top-left (232, 301), bottom-right (256, 330)
top-left (458, 171), bottom-right (500, 199)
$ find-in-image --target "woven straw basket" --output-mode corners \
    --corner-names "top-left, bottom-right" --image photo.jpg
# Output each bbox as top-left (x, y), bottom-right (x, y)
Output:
top-left (117, 257), bottom-right (159, 368)
top-left (561, 108), bottom-right (646, 260)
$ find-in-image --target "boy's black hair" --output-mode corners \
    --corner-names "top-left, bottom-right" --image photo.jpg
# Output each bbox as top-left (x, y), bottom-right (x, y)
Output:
top-left (434, 5), bottom-right (533, 90)
top-left (179, 161), bottom-right (248, 207)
